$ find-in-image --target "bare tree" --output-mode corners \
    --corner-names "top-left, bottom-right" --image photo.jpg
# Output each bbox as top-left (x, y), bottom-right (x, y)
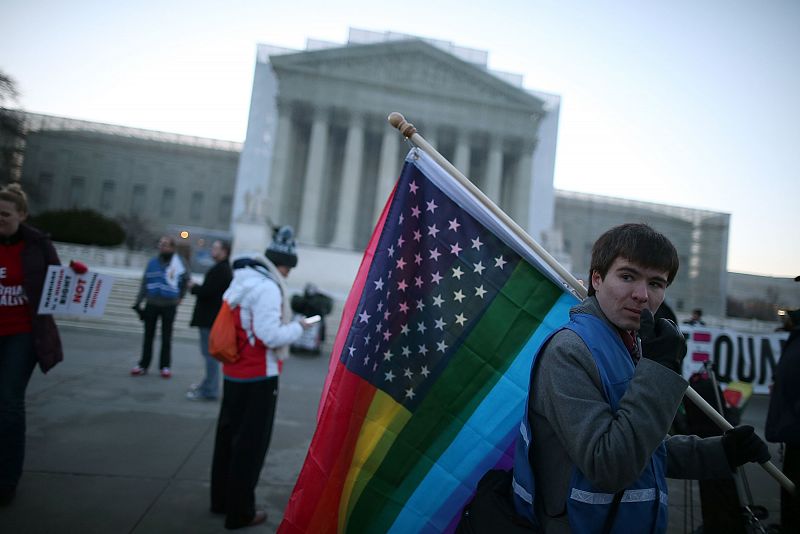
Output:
top-left (0, 70), bottom-right (26, 185)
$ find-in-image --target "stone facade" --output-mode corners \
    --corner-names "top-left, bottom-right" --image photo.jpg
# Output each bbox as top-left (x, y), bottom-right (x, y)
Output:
top-left (17, 112), bottom-right (240, 241)
top-left (231, 31), bottom-right (559, 256)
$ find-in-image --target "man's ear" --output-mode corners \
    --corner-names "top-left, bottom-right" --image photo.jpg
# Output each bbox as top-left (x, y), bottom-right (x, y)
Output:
top-left (591, 270), bottom-right (602, 292)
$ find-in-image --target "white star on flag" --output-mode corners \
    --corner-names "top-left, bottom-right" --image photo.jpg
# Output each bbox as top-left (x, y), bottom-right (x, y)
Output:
top-left (409, 181), bottom-right (419, 194)
top-left (429, 248), bottom-right (442, 261)
top-left (473, 261), bottom-right (485, 275)
top-left (420, 366), bottom-right (430, 378)
top-left (475, 285), bottom-right (487, 298)
top-left (388, 245), bottom-right (395, 257)
top-left (374, 278), bottom-right (384, 290)
top-left (432, 294), bottom-right (444, 307)
top-left (434, 317), bottom-right (446, 330)
top-left (495, 256), bottom-right (508, 269)
top-left (448, 218), bottom-right (461, 231)
top-left (431, 271), bottom-right (443, 284)
top-left (359, 310), bottom-right (371, 323)
top-left (450, 243), bottom-right (462, 256)
top-left (426, 199), bottom-right (438, 213)
top-left (427, 224), bottom-right (440, 238)
top-left (437, 340), bottom-right (448, 352)
top-left (397, 279), bottom-right (408, 291)
top-left (405, 388), bottom-right (416, 400)
top-left (471, 237), bottom-right (483, 250)
top-left (385, 370), bottom-right (395, 382)
top-left (452, 266), bottom-right (464, 279)
top-left (411, 205), bottom-right (421, 218)
top-left (455, 313), bottom-right (468, 326)
top-left (404, 368), bottom-right (414, 379)
top-left (453, 289), bottom-right (465, 303)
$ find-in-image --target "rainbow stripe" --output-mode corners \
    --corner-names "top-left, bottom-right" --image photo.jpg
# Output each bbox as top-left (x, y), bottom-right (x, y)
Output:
top-left (279, 149), bottom-right (576, 533)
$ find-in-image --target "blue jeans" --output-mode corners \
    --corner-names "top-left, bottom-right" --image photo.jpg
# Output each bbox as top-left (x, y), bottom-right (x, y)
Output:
top-left (197, 327), bottom-right (220, 398)
top-left (0, 333), bottom-right (37, 490)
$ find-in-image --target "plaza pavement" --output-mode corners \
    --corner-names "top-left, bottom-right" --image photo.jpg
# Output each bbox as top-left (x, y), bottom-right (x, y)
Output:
top-left (0, 324), bottom-right (787, 533)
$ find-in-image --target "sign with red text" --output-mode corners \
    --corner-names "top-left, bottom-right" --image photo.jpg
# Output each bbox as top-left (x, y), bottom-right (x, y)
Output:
top-left (681, 325), bottom-right (790, 394)
top-left (38, 266), bottom-right (113, 317)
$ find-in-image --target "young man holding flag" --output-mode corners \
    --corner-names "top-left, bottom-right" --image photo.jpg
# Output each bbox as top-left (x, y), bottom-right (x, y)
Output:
top-left (511, 223), bottom-right (771, 532)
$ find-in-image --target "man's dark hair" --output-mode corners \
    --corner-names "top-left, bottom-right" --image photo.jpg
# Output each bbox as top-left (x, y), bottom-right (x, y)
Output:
top-left (217, 240), bottom-right (232, 258)
top-left (587, 223), bottom-right (679, 296)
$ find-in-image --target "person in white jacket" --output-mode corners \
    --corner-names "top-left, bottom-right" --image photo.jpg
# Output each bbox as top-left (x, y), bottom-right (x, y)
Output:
top-left (210, 226), bottom-right (312, 529)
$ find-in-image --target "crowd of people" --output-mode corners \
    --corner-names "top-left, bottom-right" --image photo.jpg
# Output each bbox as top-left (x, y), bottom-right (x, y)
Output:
top-left (2, 179), bottom-right (798, 531)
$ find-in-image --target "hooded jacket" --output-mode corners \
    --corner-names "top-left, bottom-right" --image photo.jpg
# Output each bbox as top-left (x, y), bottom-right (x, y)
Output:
top-left (221, 260), bottom-right (302, 380)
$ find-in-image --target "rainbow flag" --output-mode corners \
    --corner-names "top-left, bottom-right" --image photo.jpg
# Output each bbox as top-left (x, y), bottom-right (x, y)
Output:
top-left (279, 148), bottom-right (577, 533)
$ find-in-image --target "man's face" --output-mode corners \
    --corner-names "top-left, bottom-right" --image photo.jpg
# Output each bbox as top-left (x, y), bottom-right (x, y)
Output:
top-left (276, 265), bottom-right (291, 278)
top-left (591, 257), bottom-right (669, 331)
top-left (210, 241), bottom-right (227, 262)
top-left (158, 237), bottom-right (175, 254)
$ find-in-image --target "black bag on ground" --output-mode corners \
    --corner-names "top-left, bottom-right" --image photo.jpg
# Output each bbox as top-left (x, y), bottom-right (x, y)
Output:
top-left (456, 469), bottom-right (536, 533)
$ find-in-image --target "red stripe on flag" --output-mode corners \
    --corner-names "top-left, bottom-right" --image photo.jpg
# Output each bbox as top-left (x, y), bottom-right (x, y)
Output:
top-left (317, 179), bottom-right (399, 418)
top-left (279, 370), bottom-right (377, 533)
top-left (692, 332), bottom-right (711, 342)
top-left (692, 352), bottom-right (710, 362)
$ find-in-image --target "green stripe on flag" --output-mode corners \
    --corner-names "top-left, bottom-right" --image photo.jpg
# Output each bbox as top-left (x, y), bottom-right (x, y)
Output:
top-left (346, 261), bottom-right (564, 531)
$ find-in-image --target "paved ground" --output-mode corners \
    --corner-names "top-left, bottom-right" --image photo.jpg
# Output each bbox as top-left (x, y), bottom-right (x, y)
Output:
top-left (0, 325), bottom-right (788, 533)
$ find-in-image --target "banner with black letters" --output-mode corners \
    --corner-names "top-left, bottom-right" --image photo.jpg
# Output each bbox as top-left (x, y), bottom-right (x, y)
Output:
top-left (682, 325), bottom-right (789, 394)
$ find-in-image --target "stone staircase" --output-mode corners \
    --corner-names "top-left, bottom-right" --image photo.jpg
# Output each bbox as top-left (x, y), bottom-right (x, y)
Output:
top-left (55, 273), bottom-right (197, 341)
top-left (54, 270), bottom-right (346, 347)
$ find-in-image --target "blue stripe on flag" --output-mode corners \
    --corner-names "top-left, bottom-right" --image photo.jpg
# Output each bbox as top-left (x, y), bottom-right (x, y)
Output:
top-left (388, 292), bottom-right (577, 532)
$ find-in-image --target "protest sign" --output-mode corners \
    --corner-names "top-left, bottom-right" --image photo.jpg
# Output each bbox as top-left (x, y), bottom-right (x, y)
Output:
top-left (37, 266), bottom-right (113, 317)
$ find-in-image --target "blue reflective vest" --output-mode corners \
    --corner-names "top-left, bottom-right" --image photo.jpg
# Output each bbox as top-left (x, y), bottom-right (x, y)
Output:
top-left (512, 313), bottom-right (668, 533)
top-left (144, 257), bottom-right (181, 300)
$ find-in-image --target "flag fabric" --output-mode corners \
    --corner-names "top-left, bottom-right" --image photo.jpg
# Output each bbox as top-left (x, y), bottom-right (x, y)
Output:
top-left (279, 147), bottom-right (578, 533)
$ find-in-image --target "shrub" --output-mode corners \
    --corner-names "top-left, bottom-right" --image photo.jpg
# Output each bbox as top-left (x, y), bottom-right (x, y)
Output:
top-left (29, 209), bottom-right (125, 246)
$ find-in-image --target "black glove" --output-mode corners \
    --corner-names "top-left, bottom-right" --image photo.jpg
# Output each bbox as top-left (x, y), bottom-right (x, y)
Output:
top-left (132, 305), bottom-right (145, 321)
top-left (638, 309), bottom-right (686, 373)
top-left (721, 425), bottom-right (771, 469)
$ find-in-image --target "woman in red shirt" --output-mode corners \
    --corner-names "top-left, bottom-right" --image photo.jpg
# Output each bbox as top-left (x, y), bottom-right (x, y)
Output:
top-left (0, 183), bottom-right (63, 505)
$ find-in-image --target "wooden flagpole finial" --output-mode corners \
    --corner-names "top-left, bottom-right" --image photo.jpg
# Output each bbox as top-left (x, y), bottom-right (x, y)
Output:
top-left (388, 112), bottom-right (417, 138)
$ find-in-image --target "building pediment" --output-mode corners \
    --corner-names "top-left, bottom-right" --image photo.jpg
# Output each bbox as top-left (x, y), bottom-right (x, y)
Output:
top-left (269, 40), bottom-right (544, 114)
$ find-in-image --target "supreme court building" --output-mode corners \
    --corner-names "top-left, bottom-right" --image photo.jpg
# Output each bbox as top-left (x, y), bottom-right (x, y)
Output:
top-left (231, 29), bottom-right (561, 255)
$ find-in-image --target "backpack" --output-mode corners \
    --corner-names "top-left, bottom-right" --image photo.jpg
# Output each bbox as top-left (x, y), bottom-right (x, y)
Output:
top-left (208, 301), bottom-right (241, 364)
top-left (456, 469), bottom-right (537, 533)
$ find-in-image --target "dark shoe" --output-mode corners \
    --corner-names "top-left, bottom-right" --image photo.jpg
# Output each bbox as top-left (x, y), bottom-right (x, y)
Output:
top-left (225, 510), bottom-right (267, 529)
top-left (186, 390), bottom-right (217, 401)
top-left (248, 510), bottom-right (267, 527)
top-left (0, 486), bottom-right (16, 506)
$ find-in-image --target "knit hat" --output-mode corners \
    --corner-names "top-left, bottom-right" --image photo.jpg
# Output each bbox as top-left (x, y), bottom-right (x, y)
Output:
top-left (265, 226), bottom-right (298, 268)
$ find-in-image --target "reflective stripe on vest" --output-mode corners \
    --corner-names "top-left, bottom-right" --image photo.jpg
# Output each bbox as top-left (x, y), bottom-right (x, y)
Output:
top-left (512, 312), bottom-right (669, 533)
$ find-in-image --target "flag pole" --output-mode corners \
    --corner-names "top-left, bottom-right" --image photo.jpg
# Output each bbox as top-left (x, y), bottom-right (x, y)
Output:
top-left (387, 112), bottom-right (796, 496)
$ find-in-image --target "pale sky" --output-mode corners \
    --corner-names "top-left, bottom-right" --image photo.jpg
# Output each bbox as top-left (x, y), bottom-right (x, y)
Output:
top-left (2, 0), bottom-right (798, 278)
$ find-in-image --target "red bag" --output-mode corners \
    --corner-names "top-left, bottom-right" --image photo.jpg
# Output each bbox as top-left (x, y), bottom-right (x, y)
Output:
top-left (209, 301), bottom-right (240, 364)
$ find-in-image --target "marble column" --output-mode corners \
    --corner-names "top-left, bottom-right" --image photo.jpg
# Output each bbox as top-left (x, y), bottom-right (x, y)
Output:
top-left (331, 112), bottom-right (365, 248)
top-left (453, 131), bottom-right (471, 176)
top-left (298, 107), bottom-right (330, 244)
top-left (374, 125), bottom-right (400, 223)
top-left (267, 100), bottom-right (294, 225)
top-left (513, 141), bottom-right (536, 230)
top-left (485, 135), bottom-right (503, 202)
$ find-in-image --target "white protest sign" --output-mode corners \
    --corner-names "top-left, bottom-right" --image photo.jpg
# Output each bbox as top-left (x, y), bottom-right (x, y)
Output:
top-left (38, 266), bottom-right (114, 317)
top-left (681, 325), bottom-right (789, 394)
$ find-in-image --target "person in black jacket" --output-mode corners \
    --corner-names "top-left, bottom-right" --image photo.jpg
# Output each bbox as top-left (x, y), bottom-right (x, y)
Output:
top-left (186, 240), bottom-right (232, 401)
top-left (766, 303), bottom-right (800, 532)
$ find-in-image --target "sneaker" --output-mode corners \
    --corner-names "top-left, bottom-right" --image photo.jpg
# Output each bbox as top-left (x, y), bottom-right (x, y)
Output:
top-left (160, 367), bottom-right (172, 379)
top-left (186, 390), bottom-right (217, 401)
top-left (188, 383), bottom-right (201, 392)
top-left (130, 366), bottom-right (147, 376)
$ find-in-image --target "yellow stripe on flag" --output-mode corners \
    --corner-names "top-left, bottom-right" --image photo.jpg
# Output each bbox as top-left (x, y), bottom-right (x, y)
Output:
top-left (339, 390), bottom-right (411, 532)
